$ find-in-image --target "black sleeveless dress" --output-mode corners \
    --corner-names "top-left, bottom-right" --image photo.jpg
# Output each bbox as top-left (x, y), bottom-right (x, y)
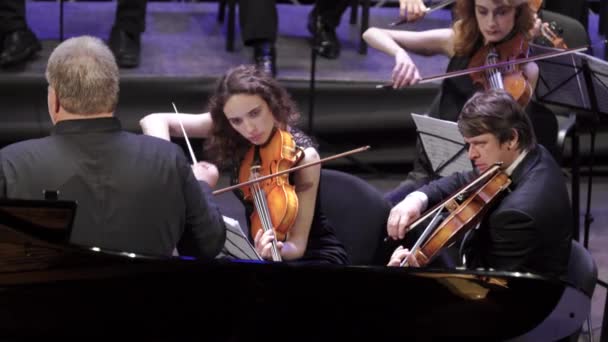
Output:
top-left (230, 127), bottom-right (350, 265)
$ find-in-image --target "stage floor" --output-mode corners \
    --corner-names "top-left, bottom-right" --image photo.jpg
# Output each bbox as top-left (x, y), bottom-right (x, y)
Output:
top-left (5, 1), bottom-right (452, 83)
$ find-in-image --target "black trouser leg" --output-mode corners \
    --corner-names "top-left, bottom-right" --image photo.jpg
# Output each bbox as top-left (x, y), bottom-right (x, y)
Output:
top-left (114, 0), bottom-right (147, 35)
top-left (311, 0), bottom-right (350, 28)
top-left (0, 0), bottom-right (27, 34)
top-left (239, 0), bottom-right (277, 45)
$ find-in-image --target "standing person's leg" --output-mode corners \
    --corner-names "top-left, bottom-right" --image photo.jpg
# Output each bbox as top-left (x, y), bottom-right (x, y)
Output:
top-left (308, 0), bottom-right (350, 59)
top-left (110, 0), bottom-right (147, 68)
top-left (239, 0), bottom-right (277, 77)
top-left (0, 0), bottom-right (41, 67)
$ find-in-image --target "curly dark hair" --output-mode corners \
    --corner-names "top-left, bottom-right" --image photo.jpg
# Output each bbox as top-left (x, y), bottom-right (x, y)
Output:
top-left (205, 65), bottom-right (300, 167)
top-left (452, 0), bottom-right (534, 57)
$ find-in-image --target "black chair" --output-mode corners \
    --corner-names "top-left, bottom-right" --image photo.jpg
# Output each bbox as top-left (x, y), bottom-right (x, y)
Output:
top-left (565, 240), bottom-right (598, 341)
top-left (319, 169), bottom-right (391, 265)
top-left (217, 0), bottom-right (371, 54)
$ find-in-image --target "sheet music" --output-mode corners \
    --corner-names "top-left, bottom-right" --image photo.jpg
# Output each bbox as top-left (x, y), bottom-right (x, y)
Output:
top-left (412, 113), bottom-right (473, 177)
top-left (219, 216), bottom-right (262, 261)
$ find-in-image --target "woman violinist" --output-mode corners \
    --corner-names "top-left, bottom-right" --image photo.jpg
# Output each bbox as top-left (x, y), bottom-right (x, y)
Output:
top-left (362, 0), bottom-right (560, 205)
top-left (139, 65), bottom-right (349, 265)
top-left (386, 90), bottom-right (572, 278)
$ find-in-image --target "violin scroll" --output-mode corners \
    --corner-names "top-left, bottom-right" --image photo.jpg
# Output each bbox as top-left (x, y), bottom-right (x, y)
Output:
top-left (528, 0), bottom-right (568, 49)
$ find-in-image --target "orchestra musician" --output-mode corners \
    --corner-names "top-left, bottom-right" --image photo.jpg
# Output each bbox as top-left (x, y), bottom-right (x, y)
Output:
top-left (362, 0), bottom-right (562, 205)
top-left (387, 89), bottom-right (572, 278)
top-left (139, 65), bottom-right (349, 265)
top-left (0, 36), bottom-right (226, 258)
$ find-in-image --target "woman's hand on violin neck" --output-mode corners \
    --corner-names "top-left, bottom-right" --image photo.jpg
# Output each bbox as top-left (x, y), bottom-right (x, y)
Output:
top-left (191, 161), bottom-right (219, 188)
top-left (529, 14), bottom-right (542, 39)
top-left (254, 229), bottom-right (284, 261)
top-left (387, 194), bottom-right (424, 240)
top-left (387, 246), bottom-right (420, 267)
top-left (393, 49), bottom-right (421, 89)
top-left (399, 0), bottom-right (427, 23)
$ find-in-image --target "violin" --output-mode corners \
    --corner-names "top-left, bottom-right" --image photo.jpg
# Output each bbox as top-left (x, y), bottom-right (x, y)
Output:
top-left (238, 128), bottom-right (302, 261)
top-left (401, 164), bottom-right (511, 267)
top-left (376, 39), bottom-right (585, 91)
top-left (468, 32), bottom-right (533, 107)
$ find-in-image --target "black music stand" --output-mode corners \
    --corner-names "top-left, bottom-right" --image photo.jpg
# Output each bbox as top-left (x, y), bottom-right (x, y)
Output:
top-left (533, 45), bottom-right (608, 248)
top-left (533, 47), bottom-right (608, 342)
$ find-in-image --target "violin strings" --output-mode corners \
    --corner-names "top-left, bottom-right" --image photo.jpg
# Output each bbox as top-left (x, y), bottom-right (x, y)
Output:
top-left (251, 182), bottom-right (276, 258)
top-left (486, 49), bottom-right (504, 90)
top-left (252, 181), bottom-right (271, 235)
top-left (250, 175), bottom-right (281, 261)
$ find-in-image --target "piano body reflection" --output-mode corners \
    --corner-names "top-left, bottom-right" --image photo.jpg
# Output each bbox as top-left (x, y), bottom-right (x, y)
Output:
top-left (0, 199), bottom-right (591, 340)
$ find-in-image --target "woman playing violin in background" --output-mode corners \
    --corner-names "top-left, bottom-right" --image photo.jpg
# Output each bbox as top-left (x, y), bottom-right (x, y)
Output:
top-left (362, 0), bottom-right (563, 205)
top-left (139, 65), bottom-right (348, 265)
top-left (364, 0), bottom-right (539, 91)
top-left (387, 90), bottom-right (571, 278)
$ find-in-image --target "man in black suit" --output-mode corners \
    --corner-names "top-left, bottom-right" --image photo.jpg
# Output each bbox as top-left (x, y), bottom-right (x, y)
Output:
top-left (0, 35), bottom-right (226, 258)
top-left (240, 0), bottom-right (350, 77)
top-left (0, 0), bottom-right (146, 68)
top-left (386, 89), bottom-right (572, 278)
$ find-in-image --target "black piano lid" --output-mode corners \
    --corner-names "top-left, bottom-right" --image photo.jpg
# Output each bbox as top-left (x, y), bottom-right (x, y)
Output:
top-left (0, 251), bottom-right (588, 340)
top-left (0, 198), bottom-right (587, 340)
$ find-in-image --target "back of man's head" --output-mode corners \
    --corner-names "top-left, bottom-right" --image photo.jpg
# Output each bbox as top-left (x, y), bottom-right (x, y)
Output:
top-left (46, 36), bottom-right (119, 115)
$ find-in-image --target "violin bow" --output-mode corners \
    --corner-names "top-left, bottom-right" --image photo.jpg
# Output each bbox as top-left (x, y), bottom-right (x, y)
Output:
top-left (400, 202), bottom-right (446, 267)
top-left (376, 45), bottom-right (588, 89)
top-left (389, 0), bottom-right (456, 27)
top-left (172, 102), bottom-right (198, 164)
top-left (212, 145), bottom-right (371, 195)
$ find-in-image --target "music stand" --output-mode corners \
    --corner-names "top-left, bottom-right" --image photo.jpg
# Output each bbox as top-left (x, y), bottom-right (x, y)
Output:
top-left (411, 113), bottom-right (474, 176)
top-left (533, 44), bottom-right (608, 248)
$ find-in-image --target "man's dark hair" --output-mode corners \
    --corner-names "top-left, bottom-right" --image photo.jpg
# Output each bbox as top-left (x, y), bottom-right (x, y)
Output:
top-left (458, 89), bottom-right (536, 151)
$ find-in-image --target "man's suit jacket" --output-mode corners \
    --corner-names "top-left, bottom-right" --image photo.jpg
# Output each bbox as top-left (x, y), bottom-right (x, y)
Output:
top-left (418, 145), bottom-right (572, 278)
top-left (0, 117), bottom-right (226, 258)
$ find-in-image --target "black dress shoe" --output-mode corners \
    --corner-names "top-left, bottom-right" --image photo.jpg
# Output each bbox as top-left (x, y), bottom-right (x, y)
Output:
top-left (253, 42), bottom-right (276, 77)
top-left (307, 15), bottom-right (341, 59)
top-left (109, 27), bottom-right (140, 68)
top-left (0, 29), bottom-right (42, 67)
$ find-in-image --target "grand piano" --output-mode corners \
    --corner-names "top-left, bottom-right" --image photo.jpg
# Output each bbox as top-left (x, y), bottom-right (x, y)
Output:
top-left (0, 199), bottom-right (591, 340)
